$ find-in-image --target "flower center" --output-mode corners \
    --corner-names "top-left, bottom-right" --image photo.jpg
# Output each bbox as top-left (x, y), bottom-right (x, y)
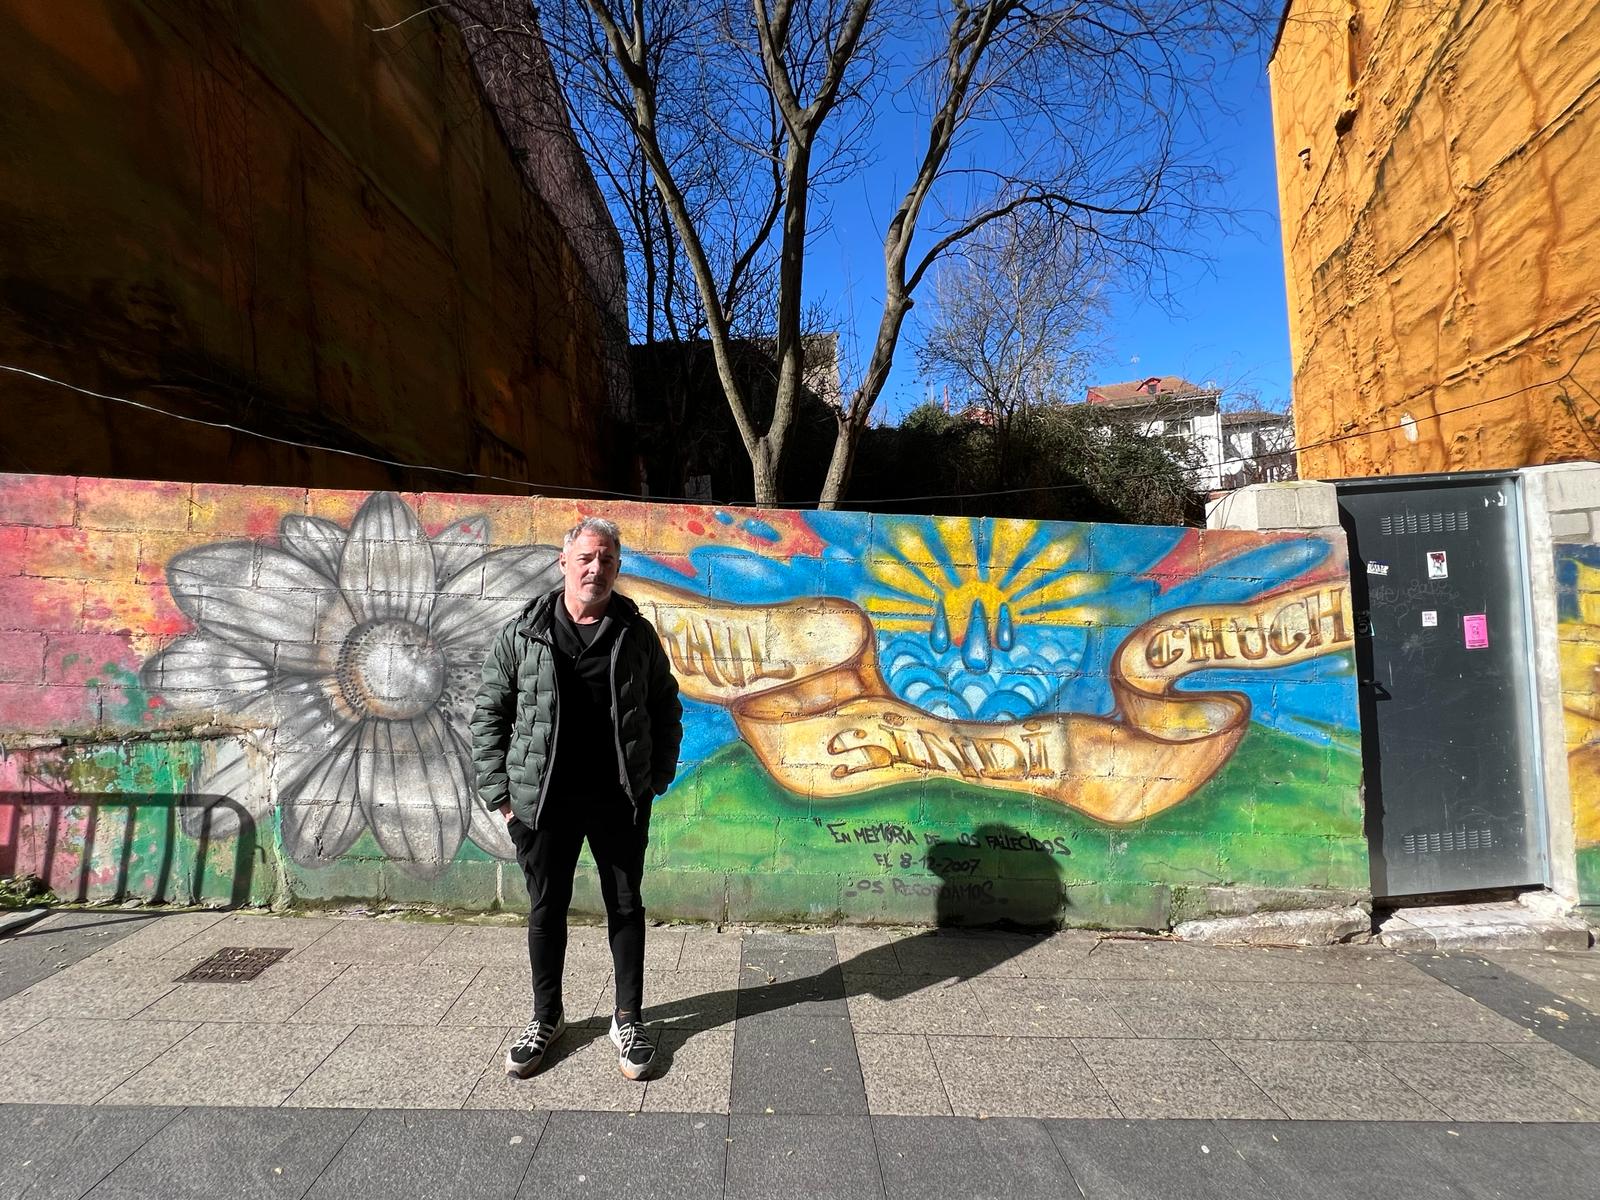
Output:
top-left (337, 619), bottom-right (446, 721)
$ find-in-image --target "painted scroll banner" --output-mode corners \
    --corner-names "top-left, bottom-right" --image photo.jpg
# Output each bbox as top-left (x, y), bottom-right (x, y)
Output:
top-left (629, 578), bottom-right (1354, 824)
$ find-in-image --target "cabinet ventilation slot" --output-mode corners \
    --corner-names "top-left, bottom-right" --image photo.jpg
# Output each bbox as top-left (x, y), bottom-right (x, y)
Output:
top-left (1402, 828), bottom-right (1492, 855)
top-left (1378, 512), bottom-right (1470, 536)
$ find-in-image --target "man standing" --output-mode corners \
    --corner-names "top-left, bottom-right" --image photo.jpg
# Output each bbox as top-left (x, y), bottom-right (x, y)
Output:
top-left (471, 517), bottom-right (682, 1081)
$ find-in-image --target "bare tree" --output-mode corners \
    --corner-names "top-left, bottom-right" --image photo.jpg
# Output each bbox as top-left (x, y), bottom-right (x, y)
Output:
top-left (915, 209), bottom-right (1107, 470)
top-left (434, 0), bottom-right (1271, 506)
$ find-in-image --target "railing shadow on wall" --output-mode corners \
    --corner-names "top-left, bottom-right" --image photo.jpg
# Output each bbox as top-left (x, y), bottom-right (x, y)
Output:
top-left (0, 792), bottom-right (260, 910)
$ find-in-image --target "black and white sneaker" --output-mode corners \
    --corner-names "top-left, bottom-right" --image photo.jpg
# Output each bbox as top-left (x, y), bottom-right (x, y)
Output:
top-left (609, 1015), bottom-right (656, 1081)
top-left (505, 1013), bottom-right (565, 1077)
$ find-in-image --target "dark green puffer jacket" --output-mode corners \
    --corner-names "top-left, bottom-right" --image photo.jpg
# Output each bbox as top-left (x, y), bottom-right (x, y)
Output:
top-left (471, 588), bottom-right (683, 828)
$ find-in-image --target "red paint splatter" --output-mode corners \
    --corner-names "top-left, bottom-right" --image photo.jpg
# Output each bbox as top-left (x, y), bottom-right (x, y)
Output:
top-left (1142, 531), bottom-right (1204, 589)
top-left (1284, 555), bottom-right (1347, 591)
top-left (653, 554), bottom-right (699, 579)
top-left (0, 475), bottom-right (74, 526)
top-left (1141, 529), bottom-right (1272, 591)
top-left (686, 521), bottom-right (705, 535)
top-left (245, 510), bottom-right (280, 540)
top-left (148, 613), bottom-right (189, 638)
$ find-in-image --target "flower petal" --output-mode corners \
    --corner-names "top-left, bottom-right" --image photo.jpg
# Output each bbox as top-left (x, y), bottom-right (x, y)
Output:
top-left (181, 731), bottom-right (273, 839)
top-left (267, 674), bottom-right (358, 762)
top-left (278, 724), bottom-right (367, 863)
top-left (178, 674), bottom-right (324, 840)
top-left (142, 632), bottom-right (273, 716)
top-left (168, 542), bottom-right (340, 673)
top-left (431, 545), bottom-right (560, 652)
top-left (280, 515), bottom-right (346, 580)
top-left (340, 493), bottom-right (436, 626)
top-left (265, 675), bottom-right (358, 832)
top-left (171, 677), bottom-right (356, 850)
top-left (356, 709), bottom-right (470, 878)
top-left (431, 515), bottom-right (490, 583)
top-left (465, 791), bottom-right (517, 861)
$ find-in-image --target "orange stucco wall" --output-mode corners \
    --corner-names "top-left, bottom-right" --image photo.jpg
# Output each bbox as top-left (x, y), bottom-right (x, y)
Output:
top-left (0, 0), bottom-right (621, 493)
top-left (1270, 0), bottom-right (1600, 478)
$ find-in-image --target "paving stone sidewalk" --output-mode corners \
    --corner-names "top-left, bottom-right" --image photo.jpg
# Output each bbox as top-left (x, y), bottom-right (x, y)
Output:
top-left (2, 909), bottom-right (1599, 1198)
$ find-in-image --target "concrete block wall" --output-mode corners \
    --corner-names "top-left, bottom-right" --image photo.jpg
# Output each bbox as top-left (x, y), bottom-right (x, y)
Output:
top-left (0, 473), bottom-right (1367, 927)
top-left (1206, 480), bottom-right (1339, 532)
top-left (1523, 464), bottom-right (1600, 909)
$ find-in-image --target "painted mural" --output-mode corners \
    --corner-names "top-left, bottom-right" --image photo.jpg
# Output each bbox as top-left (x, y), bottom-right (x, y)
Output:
top-left (0, 475), bottom-right (1366, 925)
top-left (139, 493), bottom-right (558, 874)
top-left (1553, 546), bottom-right (1600, 904)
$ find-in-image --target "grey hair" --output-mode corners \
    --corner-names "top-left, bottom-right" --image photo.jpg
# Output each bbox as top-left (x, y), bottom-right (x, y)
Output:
top-left (562, 516), bottom-right (622, 552)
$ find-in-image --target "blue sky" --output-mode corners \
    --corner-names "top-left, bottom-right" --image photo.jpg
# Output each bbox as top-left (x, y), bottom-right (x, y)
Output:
top-left (803, 47), bottom-right (1291, 423)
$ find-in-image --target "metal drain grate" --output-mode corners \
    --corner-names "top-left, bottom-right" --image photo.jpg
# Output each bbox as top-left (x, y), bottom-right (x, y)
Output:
top-left (175, 947), bottom-right (292, 983)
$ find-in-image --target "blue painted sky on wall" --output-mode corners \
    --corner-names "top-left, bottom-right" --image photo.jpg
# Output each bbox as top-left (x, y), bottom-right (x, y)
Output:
top-left (625, 510), bottom-right (1354, 764)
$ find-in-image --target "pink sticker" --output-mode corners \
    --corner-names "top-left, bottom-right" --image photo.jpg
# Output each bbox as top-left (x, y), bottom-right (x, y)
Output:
top-left (1464, 614), bottom-right (1488, 649)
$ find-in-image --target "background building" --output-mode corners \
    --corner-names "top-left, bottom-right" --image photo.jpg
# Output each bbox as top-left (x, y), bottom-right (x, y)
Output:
top-left (1085, 376), bottom-right (1226, 489)
top-left (1270, 0), bottom-right (1600, 479)
top-left (0, 0), bottom-right (627, 494)
top-left (1221, 409), bottom-right (1297, 489)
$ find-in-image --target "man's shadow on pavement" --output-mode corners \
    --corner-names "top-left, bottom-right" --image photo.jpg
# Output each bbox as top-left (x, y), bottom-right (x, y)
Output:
top-left (545, 821), bottom-right (1069, 1077)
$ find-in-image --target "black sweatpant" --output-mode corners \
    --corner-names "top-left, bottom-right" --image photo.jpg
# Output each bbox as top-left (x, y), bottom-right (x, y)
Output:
top-left (509, 792), bottom-right (649, 1022)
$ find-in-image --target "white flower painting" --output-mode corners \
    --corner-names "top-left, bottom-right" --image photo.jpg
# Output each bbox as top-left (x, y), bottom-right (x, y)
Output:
top-left (141, 493), bottom-right (560, 876)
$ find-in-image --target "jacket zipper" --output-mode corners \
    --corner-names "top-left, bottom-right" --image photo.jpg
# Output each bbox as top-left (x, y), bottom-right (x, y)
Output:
top-left (609, 624), bottom-right (632, 798)
top-left (529, 620), bottom-right (559, 827)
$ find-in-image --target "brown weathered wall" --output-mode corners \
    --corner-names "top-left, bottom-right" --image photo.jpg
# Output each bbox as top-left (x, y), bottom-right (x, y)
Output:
top-left (0, 0), bottom-right (621, 493)
top-left (1270, 0), bottom-right (1600, 478)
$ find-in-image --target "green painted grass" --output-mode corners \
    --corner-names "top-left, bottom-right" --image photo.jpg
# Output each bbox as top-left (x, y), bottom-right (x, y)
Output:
top-left (655, 721), bottom-right (1367, 896)
top-left (1579, 847), bottom-right (1600, 908)
top-left (26, 720), bottom-right (1367, 923)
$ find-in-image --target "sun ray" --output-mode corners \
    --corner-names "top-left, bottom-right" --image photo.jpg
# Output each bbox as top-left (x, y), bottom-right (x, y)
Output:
top-left (864, 597), bottom-right (937, 626)
top-left (1019, 534), bottom-right (1084, 580)
top-left (931, 517), bottom-right (978, 581)
top-left (1012, 565), bottom-right (1109, 610)
top-left (861, 517), bottom-right (1119, 650)
top-left (887, 524), bottom-right (961, 590)
top-left (997, 525), bottom-right (1085, 590)
top-left (870, 617), bottom-right (934, 632)
top-left (865, 554), bottom-right (940, 602)
top-left (972, 519), bottom-right (993, 581)
top-left (988, 520), bottom-right (1037, 588)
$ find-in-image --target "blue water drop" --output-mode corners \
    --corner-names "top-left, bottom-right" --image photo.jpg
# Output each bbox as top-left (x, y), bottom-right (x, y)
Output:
top-left (930, 597), bottom-right (951, 653)
top-left (995, 602), bottom-right (1014, 651)
top-left (962, 600), bottom-right (991, 671)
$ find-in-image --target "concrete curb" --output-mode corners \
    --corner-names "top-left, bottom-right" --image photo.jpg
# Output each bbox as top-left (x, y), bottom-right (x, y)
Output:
top-left (1376, 901), bottom-right (1594, 952)
top-left (0, 908), bottom-right (48, 937)
top-left (1171, 904), bottom-right (1372, 946)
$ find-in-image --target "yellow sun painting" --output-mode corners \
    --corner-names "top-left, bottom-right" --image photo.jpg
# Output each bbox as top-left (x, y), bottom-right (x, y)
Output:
top-left (861, 517), bottom-right (1112, 654)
